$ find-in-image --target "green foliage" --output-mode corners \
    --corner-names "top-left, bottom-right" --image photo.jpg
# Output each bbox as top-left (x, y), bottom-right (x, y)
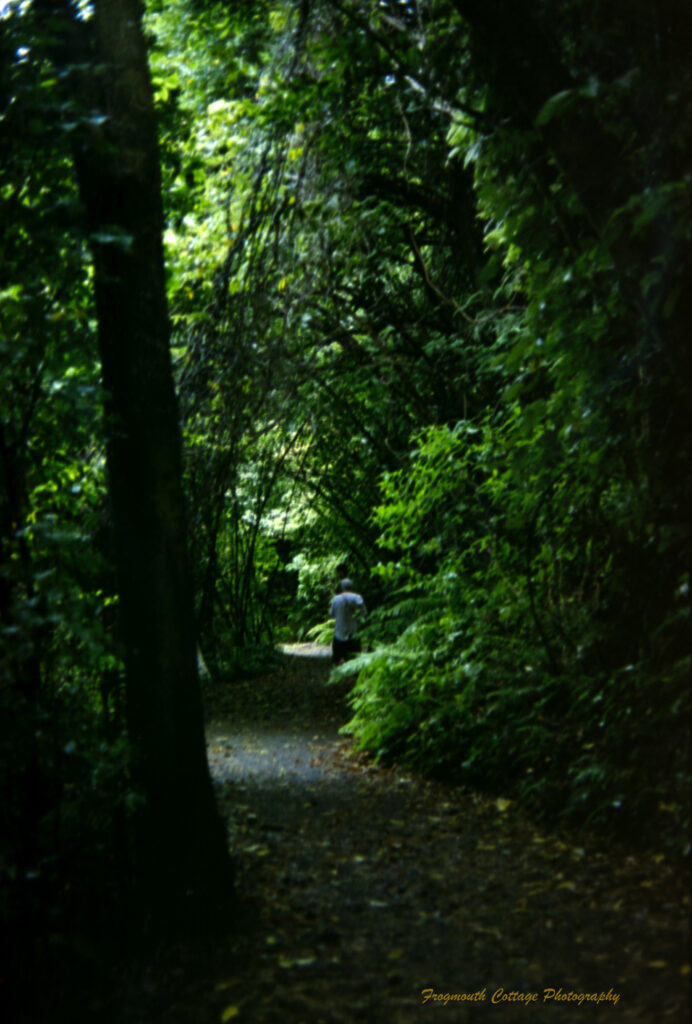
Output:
top-left (146, 0), bottom-right (491, 654)
top-left (343, 414), bottom-right (690, 848)
top-left (333, 0), bottom-right (691, 852)
top-left (1, 1), bottom-right (134, 964)
top-left (142, 0), bottom-right (691, 851)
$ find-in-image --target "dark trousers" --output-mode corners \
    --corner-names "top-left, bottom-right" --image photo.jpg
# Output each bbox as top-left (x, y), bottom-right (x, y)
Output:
top-left (332, 636), bottom-right (361, 665)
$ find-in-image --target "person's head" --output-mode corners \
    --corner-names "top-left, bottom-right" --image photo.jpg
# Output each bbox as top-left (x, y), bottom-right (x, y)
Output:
top-left (340, 578), bottom-right (354, 592)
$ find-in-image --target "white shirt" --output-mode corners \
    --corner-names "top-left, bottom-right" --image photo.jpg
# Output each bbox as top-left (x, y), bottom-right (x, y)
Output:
top-left (330, 591), bottom-right (366, 640)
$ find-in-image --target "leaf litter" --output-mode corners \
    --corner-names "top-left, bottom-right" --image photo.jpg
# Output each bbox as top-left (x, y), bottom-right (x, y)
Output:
top-left (137, 646), bottom-right (689, 1023)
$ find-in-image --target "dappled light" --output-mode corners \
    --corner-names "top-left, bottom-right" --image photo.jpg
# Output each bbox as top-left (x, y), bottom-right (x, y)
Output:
top-left (207, 647), bottom-right (340, 786)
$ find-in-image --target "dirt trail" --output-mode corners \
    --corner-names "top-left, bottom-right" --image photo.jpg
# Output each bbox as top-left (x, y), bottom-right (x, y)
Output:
top-left (176, 646), bottom-right (688, 1023)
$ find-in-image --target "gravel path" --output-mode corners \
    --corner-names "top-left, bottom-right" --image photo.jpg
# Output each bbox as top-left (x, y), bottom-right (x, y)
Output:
top-left (166, 647), bottom-right (692, 1024)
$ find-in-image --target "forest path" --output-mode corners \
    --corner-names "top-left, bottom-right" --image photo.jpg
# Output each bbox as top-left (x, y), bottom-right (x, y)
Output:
top-left (183, 646), bottom-right (689, 1024)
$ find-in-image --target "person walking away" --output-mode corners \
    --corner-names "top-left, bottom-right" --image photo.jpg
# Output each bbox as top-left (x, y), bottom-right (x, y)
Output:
top-left (330, 579), bottom-right (366, 665)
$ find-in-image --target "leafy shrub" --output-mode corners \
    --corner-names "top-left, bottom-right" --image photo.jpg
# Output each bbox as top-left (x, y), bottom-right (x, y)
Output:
top-left (341, 421), bottom-right (691, 853)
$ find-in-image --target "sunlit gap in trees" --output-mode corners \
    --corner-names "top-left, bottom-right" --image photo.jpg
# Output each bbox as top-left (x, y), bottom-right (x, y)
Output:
top-left (0, 0), bottom-right (93, 20)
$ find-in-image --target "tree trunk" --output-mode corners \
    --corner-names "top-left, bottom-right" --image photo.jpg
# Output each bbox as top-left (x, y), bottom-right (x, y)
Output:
top-left (58, 0), bottom-right (233, 928)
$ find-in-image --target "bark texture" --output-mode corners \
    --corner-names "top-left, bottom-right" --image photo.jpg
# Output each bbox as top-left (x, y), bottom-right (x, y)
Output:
top-left (57, 0), bottom-right (233, 927)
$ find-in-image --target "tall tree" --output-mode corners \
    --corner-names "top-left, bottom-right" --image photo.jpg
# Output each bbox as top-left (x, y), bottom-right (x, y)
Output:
top-left (36, 0), bottom-right (233, 926)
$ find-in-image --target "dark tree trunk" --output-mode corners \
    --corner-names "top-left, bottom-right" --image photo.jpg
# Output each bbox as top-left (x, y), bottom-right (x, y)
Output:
top-left (49, 0), bottom-right (233, 928)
